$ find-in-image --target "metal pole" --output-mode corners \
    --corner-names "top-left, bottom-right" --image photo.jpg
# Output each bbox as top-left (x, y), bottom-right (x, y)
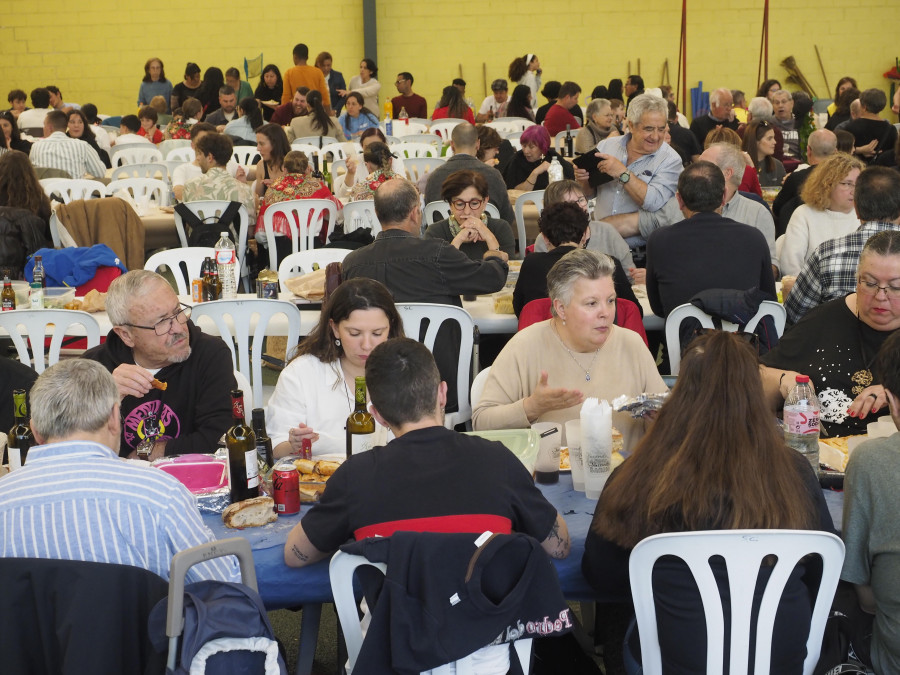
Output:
top-left (363, 0), bottom-right (377, 64)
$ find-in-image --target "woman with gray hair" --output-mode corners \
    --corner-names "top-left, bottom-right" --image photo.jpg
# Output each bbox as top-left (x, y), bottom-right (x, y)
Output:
top-left (474, 248), bottom-right (666, 452)
top-left (575, 98), bottom-right (619, 154)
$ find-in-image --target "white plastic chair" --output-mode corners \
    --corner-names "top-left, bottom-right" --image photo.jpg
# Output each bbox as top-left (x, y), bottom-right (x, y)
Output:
top-left (107, 177), bottom-right (169, 207)
top-left (486, 118), bottom-right (535, 134)
top-left (0, 309), bottom-right (101, 374)
top-left (144, 247), bottom-right (239, 295)
top-left (260, 199), bottom-right (339, 270)
top-left (341, 200), bottom-right (380, 235)
top-left (40, 178), bottom-right (108, 204)
top-left (166, 146), bottom-right (195, 163)
top-left (403, 157), bottom-right (445, 184)
top-left (110, 162), bottom-right (169, 182)
top-left (318, 144), bottom-right (349, 163)
top-left (330, 550), bottom-right (533, 675)
top-left (394, 142), bottom-right (441, 159)
top-left (429, 119), bottom-right (466, 144)
top-left (189, 299), bottom-right (302, 409)
top-left (665, 300), bottom-right (787, 375)
top-left (173, 201), bottom-right (251, 290)
top-left (469, 366), bottom-right (492, 409)
top-left (289, 142), bottom-right (320, 157)
top-left (232, 147), bottom-right (260, 167)
top-left (422, 201), bottom-right (501, 228)
top-left (111, 144), bottom-right (163, 167)
top-left (159, 138), bottom-right (191, 158)
top-left (292, 136), bottom-right (338, 147)
top-left (514, 190), bottom-right (544, 256)
top-left (396, 303), bottom-right (475, 429)
top-left (278, 248), bottom-right (351, 283)
top-left (396, 132), bottom-right (441, 147)
top-left (507, 134), bottom-right (523, 151)
top-left (629, 529), bottom-right (845, 675)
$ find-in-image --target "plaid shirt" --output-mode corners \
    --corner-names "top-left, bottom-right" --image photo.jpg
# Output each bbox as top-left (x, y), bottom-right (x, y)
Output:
top-left (785, 221), bottom-right (898, 324)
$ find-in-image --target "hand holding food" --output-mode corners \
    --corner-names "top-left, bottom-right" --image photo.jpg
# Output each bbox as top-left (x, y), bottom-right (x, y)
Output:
top-left (112, 364), bottom-right (155, 399)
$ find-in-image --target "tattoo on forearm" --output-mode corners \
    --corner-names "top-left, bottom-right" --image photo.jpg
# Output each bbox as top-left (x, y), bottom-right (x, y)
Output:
top-left (547, 520), bottom-right (570, 559)
top-left (291, 544), bottom-right (309, 562)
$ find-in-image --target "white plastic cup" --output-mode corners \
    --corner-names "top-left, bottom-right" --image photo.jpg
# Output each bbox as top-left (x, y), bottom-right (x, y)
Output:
top-left (565, 420), bottom-right (584, 492)
top-left (531, 422), bottom-right (561, 484)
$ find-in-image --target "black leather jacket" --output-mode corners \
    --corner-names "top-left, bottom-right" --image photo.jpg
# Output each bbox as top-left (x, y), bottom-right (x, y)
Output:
top-left (0, 206), bottom-right (51, 279)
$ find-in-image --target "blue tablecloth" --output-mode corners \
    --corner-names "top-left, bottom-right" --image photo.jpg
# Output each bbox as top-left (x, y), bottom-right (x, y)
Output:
top-left (203, 473), bottom-right (600, 610)
top-left (204, 475), bottom-right (846, 611)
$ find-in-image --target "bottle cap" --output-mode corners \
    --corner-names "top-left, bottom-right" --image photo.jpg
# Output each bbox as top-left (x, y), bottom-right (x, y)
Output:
top-left (795, 375), bottom-right (810, 383)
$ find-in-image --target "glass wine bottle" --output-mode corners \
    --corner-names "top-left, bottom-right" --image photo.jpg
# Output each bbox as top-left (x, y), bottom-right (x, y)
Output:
top-left (345, 376), bottom-right (375, 459)
top-left (8, 389), bottom-right (34, 467)
top-left (226, 390), bottom-right (259, 502)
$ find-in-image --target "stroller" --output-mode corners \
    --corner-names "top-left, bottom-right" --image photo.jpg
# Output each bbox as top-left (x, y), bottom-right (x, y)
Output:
top-left (149, 537), bottom-right (288, 675)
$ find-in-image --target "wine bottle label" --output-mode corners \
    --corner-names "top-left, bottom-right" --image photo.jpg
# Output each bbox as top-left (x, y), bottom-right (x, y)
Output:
top-left (13, 393), bottom-right (26, 419)
top-left (350, 432), bottom-right (375, 455)
top-left (245, 449), bottom-right (260, 487)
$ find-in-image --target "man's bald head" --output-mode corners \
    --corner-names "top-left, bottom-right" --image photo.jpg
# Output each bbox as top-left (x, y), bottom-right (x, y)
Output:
top-left (806, 129), bottom-right (837, 164)
top-left (373, 177), bottom-right (420, 231)
top-left (450, 122), bottom-right (478, 154)
top-left (700, 142), bottom-right (745, 189)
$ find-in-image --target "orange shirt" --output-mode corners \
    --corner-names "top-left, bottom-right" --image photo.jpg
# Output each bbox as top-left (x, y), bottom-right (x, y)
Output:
top-left (282, 64), bottom-right (330, 107)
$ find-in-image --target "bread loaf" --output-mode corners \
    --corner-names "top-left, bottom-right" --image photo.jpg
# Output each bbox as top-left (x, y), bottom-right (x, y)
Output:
top-left (222, 496), bottom-right (277, 529)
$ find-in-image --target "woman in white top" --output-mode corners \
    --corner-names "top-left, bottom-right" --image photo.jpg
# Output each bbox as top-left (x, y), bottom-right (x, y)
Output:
top-left (775, 153), bottom-right (864, 277)
top-left (266, 278), bottom-right (405, 458)
top-left (332, 128), bottom-right (406, 200)
top-left (339, 58), bottom-right (381, 114)
top-left (223, 96), bottom-right (264, 143)
top-left (508, 54), bottom-right (541, 112)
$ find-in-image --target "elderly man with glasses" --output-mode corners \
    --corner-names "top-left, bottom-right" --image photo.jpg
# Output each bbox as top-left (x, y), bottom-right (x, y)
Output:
top-left (83, 270), bottom-right (236, 459)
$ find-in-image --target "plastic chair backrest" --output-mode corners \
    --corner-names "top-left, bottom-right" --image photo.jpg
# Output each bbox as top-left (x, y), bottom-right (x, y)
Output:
top-left (260, 199), bottom-right (339, 268)
top-left (289, 142), bottom-right (320, 157)
top-left (232, 147), bottom-right (261, 166)
top-left (144, 247), bottom-right (241, 295)
top-left (330, 550), bottom-right (531, 675)
top-left (403, 157), bottom-right (445, 184)
top-left (330, 159), bottom-right (347, 181)
top-left (470, 366), bottom-right (492, 409)
top-left (107, 177), bottom-right (169, 207)
top-left (174, 200), bottom-right (251, 287)
top-left (293, 136), bottom-right (338, 147)
top-left (553, 129), bottom-right (576, 154)
top-left (317, 145), bottom-right (349, 163)
top-left (341, 200), bottom-right (381, 236)
top-left (665, 300), bottom-right (786, 374)
top-left (429, 119), bottom-right (466, 142)
top-left (514, 190), bottom-right (544, 256)
top-left (110, 162), bottom-right (169, 182)
top-left (396, 303), bottom-right (475, 429)
top-left (277, 248), bottom-right (350, 283)
top-left (629, 529), bottom-right (845, 675)
top-left (166, 146), bottom-right (195, 162)
top-left (159, 138), bottom-right (191, 157)
top-left (189, 299), bottom-right (302, 409)
top-left (396, 132), bottom-right (441, 146)
top-left (394, 142), bottom-right (441, 159)
top-left (112, 144), bottom-right (163, 167)
top-left (0, 309), bottom-right (101, 373)
top-left (40, 178), bottom-right (108, 204)
top-left (486, 119), bottom-right (535, 134)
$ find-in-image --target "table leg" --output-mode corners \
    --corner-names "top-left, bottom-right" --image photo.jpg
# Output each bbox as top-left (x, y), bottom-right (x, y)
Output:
top-left (295, 603), bottom-right (322, 675)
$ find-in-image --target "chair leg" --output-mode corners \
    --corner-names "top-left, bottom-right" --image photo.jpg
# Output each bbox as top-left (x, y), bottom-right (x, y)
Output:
top-left (294, 603), bottom-right (322, 675)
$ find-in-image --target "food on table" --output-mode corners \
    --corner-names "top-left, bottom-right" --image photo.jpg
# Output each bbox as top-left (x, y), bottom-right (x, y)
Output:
top-left (493, 292), bottom-right (514, 314)
top-left (63, 299), bottom-right (83, 310)
top-left (222, 495), bottom-right (277, 528)
top-left (820, 436), bottom-right (851, 471)
top-left (80, 289), bottom-right (107, 313)
top-left (292, 458), bottom-right (340, 502)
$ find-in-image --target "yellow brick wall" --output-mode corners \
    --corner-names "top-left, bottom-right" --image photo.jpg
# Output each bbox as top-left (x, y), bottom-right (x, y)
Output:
top-left (2, 0), bottom-right (898, 121)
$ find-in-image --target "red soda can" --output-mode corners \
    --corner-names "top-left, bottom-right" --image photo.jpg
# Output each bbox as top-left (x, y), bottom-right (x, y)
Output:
top-left (272, 460), bottom-right (300, 515)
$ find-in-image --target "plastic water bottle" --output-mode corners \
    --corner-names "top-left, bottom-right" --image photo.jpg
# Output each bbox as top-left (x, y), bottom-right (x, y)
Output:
top-left (398, 106), bottom-right (409, 125)
top-left (548, 156), bottom-right (564, 184)
top-left (384, 112), bottom-right (393, 137)
top-left (215, 231), bottom-right (237, 299)
top-left (784, 375), bottom-right (820, 473)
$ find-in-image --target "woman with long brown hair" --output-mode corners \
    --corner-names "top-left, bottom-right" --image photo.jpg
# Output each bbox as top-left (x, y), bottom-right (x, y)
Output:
top-left (0, 150), bottom-right (52, 278)
top-left (583, 330), bottom-right (835, 673)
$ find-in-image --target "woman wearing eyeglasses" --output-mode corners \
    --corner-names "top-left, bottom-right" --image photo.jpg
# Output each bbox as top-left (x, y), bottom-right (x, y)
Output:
top-left (423, 170), bottom-right (515, 261)
top-left (761, 230), bottom-right (900, 436)
top-left (574, 98), bottom-right (619, 154)
top-left (774, 153), bottom-right (864, 278)
top-left (742, 119), bottom-right (785, 188)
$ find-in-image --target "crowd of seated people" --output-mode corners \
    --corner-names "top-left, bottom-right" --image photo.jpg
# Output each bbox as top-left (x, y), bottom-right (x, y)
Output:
top-left (4, 53), bottom-right (900, 674)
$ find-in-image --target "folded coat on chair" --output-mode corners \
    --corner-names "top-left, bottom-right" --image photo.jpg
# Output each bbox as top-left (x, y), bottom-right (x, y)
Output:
top-left (55, 197), bottom-right (145, 272)
top-left (24, 244), bottom-right (127, 287)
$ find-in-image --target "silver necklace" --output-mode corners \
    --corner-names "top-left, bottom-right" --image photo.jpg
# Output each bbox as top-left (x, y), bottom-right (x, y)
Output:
top-left (552, 321), bottom-right (600, 381)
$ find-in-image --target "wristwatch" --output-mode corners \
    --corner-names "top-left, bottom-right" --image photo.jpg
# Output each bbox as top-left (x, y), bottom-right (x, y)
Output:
top-left (618, 171), bottom-right (631, 184)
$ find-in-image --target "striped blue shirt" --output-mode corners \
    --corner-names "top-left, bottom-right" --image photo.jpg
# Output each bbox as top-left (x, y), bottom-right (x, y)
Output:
top-left (0, 441), bottom-right (239, 583)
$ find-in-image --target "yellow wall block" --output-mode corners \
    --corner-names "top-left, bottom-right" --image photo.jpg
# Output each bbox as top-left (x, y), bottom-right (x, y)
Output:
top-left (2, 0), bottom-right (897, 123)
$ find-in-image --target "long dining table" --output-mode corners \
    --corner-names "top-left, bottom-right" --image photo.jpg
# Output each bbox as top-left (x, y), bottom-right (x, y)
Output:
top-left (203, 471), bottom-right (845, 675)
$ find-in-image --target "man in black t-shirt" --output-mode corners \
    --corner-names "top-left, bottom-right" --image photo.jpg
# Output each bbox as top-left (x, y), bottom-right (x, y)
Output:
top-left (284, 338), bottom-right (570, 568)
top-left (845, 89), bottom-right (899, 165)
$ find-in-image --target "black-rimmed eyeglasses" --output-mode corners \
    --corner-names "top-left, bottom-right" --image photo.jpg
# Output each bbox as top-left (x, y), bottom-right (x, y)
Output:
top-left (124, 303), bottom-right (192, 335)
